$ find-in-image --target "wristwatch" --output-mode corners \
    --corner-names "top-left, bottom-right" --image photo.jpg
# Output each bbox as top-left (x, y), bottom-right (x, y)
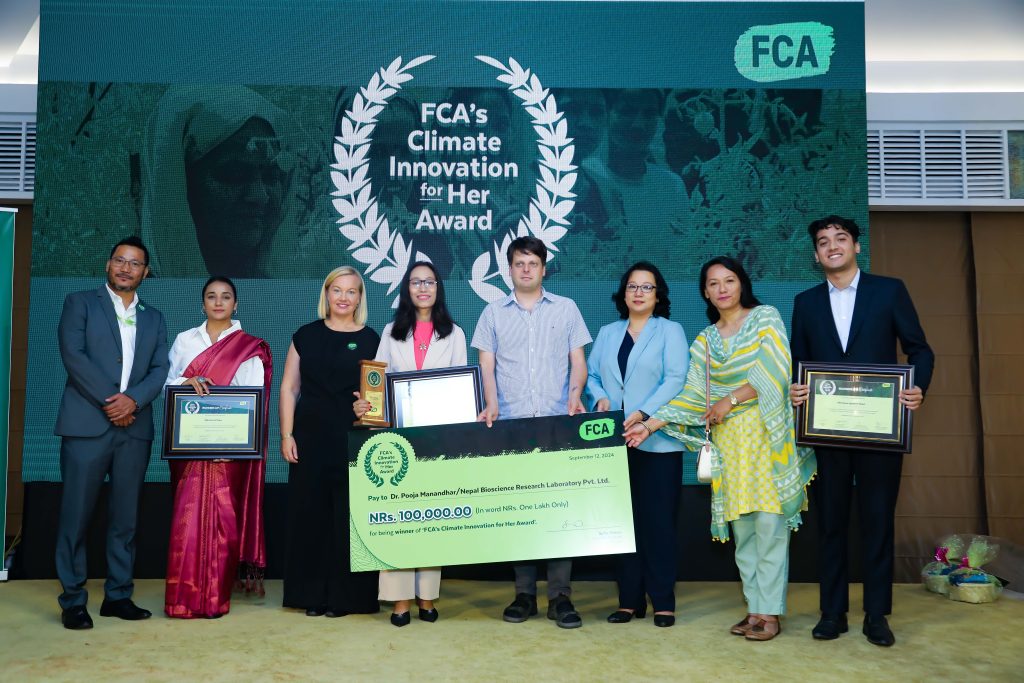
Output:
top-left (728, 392), bottom-right (738, 407)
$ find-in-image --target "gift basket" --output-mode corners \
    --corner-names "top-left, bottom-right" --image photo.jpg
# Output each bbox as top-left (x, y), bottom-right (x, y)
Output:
top-left (947, 537), bottom-right (1003, 604)
top-left (920, 535), bottom-right (964, 595)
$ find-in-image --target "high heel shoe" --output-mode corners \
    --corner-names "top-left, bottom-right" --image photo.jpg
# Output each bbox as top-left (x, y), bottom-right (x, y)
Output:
top-left (418, 608), bottom-right (439, 623)
top-left (390, 611), bottom-right (411, 627)
top-left (606, 606), bottom-right (647, 623)
top-left (653, 614), bottom-right (675, 628)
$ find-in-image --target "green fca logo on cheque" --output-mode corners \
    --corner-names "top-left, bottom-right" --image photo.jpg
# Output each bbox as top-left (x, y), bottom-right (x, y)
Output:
top-left (579, 418), bottom-right (615, 441)
top-left (735, 22), bottom-right (835, 82)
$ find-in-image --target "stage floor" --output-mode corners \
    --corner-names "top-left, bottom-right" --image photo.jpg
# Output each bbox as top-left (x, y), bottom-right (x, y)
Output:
top-left (0, 580), bottom-right (1019, 681)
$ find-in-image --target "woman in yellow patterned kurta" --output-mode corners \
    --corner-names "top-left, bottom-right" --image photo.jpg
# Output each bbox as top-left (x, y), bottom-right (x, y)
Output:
top-left (624, 256), bottom-right (815, 641)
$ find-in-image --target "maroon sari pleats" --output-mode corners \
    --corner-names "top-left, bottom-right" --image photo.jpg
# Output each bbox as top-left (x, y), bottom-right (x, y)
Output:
top-left (164, 331), bottom-right (271, 618)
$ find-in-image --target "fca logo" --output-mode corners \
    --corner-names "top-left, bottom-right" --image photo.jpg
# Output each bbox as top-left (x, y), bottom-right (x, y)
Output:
top-left (735, 22), bottom-right (835, 83)
top-left (751, 34), bottom-right (819, 69)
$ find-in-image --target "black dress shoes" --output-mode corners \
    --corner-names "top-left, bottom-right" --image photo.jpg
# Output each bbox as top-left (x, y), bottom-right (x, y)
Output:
top-left (812, 613), bottom-right (848, 640)
top-left (606, 606), bottom-right (647, 623)
top-left (502, 593), bottom-right (538, 623)
top-left (418, 607), bottom-right (439, 623)
top-left (390, 611), bottom-right (411, 627)
top-left (99, 598), bottom-right (152, 621)
top-left (863, 615), bottom-right (895, 647)
top-left (305, 607), bottom-right (326, 617)
top-left (61, 606), bottom-right (93, 630)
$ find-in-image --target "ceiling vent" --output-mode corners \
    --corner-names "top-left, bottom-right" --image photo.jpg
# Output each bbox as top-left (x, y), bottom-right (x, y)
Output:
top-left (868, 127), bottom-right (1019, 206)
top-left (0, 115), bottom-right (36, 199)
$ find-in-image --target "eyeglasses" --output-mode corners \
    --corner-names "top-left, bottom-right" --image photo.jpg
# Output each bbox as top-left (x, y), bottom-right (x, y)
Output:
top-left (110, 256), bottom-right (146, 271)
top-left (410, 279), bottom-right (438, 290)
top-left (626, 283), bottom-right (656, 294)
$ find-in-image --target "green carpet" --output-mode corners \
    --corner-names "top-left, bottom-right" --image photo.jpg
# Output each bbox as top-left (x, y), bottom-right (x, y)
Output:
top-left (0, 580), bottom-right (1019, 681)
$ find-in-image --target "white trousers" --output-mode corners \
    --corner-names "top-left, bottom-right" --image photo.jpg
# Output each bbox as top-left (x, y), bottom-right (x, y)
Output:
top-left (378, 568), bottom-right (442, 601)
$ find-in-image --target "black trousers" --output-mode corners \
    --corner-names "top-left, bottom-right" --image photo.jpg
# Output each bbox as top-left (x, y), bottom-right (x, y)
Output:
top-left (618, 448), bottom-right (682, 613)
top-left (814, 447), bottom-right (903, 617)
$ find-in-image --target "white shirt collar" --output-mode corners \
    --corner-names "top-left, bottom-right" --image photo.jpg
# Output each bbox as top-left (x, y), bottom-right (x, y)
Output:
top-left (105, 283), bottom-right (139, 311)
top-left (827, 268), bottom-right (861, 294)
top-left (199, 319), bottom-right (242, 346)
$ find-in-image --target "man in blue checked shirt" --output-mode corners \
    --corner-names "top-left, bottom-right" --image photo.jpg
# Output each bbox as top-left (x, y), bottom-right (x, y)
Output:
top-left (471, 235), bottom-right (592, 629)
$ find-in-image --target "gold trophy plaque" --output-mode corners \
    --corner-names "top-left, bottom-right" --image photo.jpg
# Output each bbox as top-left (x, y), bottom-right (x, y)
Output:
top-left (354, 359), bottom-right (390, 427)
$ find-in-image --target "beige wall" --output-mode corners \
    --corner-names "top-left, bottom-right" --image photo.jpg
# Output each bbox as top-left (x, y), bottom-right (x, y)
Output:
top-left (871, 212), bottom-right (987, 580)
top-left (970, 213), bottom-right (1024, 546)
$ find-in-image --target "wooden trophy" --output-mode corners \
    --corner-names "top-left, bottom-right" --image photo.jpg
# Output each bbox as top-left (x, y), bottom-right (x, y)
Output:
top-left (354, 359), bottom-right (390, 427)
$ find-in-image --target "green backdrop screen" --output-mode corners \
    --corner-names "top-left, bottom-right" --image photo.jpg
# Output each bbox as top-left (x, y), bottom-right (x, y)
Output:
top-left (27, 0), bottom-right (867, 482)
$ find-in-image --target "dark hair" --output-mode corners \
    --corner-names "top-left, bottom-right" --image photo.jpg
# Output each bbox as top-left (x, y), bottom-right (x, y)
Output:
top-left (202, 275), bottom-right (237, 300)
top-left (506, 236), bottom-right (547, 265)
top-left (110, 236), bottom-right (149, 265)
top-left (807, 215), bottom-right (861, 244)
top-left (699, 256), bottom-right (761, 323)
top-left (390, 261), bottom-right (455, 341)
top-left (613, 261), bottom-right (671, 319)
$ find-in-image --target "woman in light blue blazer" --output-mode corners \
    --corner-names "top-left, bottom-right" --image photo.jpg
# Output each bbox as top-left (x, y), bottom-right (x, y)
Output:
top-left (587, 261), bottom-right (688, 627)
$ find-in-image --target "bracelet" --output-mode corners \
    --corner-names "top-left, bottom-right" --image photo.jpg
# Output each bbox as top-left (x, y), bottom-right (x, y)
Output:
top-left (639, 422), bottom-right (653, 435)
top-left (281, 433), bottom-right (293, 439)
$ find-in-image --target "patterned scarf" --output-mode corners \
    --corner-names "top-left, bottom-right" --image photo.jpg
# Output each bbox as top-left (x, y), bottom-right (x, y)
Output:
top-left (653, 305), bottom-right (816, 541)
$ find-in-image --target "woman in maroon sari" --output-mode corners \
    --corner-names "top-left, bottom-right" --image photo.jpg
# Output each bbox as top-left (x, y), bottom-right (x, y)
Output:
top-left (164, 276), bottom-right (272, 618)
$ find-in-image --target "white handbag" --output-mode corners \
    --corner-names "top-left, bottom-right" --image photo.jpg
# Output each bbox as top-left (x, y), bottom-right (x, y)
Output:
top-left (696, 337), bottom-right (713, 484)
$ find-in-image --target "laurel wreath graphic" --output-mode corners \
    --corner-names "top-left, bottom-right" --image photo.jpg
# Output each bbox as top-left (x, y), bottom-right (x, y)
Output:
top-left (332, 56), bottom-right (435, 306)
top-left (332, 56), bottom-right (576, 305)
top-left (389, 443), bottom-right (410, 486)
top-left (469, 56), bottom-right (577, 303)
top-left (363, 443), bottom-right (384, 488)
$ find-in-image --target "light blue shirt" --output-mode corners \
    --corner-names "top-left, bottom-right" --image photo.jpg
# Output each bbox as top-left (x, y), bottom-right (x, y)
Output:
top-left (828, 268), bottom-right (860, 351)
top-left (471, 289), bottom-right (592, 419)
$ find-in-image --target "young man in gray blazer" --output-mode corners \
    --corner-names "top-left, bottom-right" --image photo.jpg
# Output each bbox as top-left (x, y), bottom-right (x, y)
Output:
top-left (54, 236), bottom-right (169, 629)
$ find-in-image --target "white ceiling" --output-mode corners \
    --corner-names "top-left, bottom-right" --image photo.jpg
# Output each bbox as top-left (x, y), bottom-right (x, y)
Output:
top-left (0, 0), bottom-right (1022, 91)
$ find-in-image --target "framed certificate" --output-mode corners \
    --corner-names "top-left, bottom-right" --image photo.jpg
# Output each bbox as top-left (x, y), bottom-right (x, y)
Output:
top-left (795, 362), bottom-right (914, 453)
top-left (385, 365), bottom-right (483, 428)
top-left (162, 385), bottom-right (265, 460)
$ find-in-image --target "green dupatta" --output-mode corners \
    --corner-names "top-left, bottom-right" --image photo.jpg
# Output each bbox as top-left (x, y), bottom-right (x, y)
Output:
top-left (653, 305), bottom-right (816, 541)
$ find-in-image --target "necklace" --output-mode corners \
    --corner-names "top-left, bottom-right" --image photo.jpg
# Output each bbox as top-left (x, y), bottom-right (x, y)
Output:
top-left (414, 320), bottom-right (433, 354)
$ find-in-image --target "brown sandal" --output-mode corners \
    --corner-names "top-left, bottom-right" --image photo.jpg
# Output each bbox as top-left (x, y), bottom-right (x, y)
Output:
top-left (730, 614), bottom-right (756, 636)
top-left (745, 617), bottom-right (781, 641)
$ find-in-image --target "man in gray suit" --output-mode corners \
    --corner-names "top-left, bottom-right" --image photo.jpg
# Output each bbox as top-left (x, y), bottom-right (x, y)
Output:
top-left (54, 236), bottom-right (169, 630)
